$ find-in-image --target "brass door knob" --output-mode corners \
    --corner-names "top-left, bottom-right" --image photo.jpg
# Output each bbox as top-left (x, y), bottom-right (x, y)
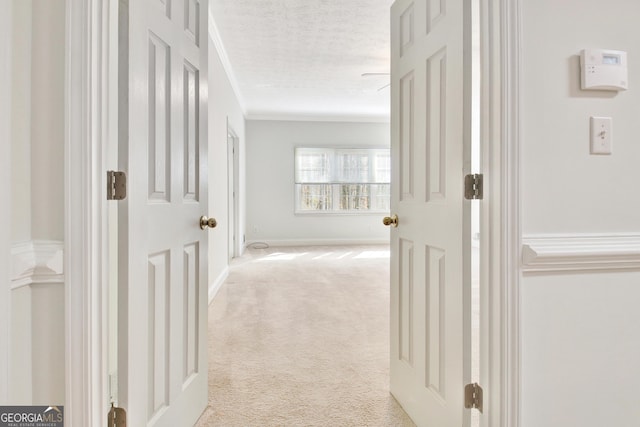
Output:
top-left (200, 216), bottom-right (217, 230)
top-left (383, 214), bottom-right (398, 227)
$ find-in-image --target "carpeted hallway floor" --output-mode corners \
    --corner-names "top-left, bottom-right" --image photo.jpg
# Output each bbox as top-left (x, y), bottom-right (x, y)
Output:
top-left (195, 245), bottom-right (416, 427)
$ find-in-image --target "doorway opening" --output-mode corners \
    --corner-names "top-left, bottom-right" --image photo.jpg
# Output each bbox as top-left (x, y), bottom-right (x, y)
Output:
top-left (227, 123), bottom-right (240, 261)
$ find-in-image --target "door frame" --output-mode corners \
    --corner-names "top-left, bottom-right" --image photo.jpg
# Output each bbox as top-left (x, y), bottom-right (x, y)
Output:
top-left (65, 0), bottom-right (112, 425)
top-left (227, 123), bottom-right (240, 260)
top-left (495, 0), bottom-right (521, 425)
top-left (472, 0), bottom-right (522, 425)
top-left (62, 1), bottom-right (523, 427)
top-left (479, 0), bottom-right (521, 425)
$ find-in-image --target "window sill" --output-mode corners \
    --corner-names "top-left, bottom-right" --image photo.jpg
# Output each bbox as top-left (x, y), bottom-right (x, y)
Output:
top-left (294, 210), bottom-right (390, 216)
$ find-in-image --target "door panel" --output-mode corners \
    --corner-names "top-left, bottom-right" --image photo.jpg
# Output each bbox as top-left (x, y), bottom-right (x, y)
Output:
top-left (390, 0), bottom-right (470, 425)
top-left (119, 1), bottom-right (209, 426)
top-left (184, 62), bottom-right (200, 202)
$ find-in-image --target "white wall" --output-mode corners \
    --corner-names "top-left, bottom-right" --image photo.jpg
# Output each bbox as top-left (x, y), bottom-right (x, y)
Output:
top-left (208, 31), bottom-right (246, 295)
top-left (246, 120), bottom-right (390, 246)
top-left (10, 0), bottom-right (32, 243)
top-left (8, 0), bottom-right (66, 405)
top-left (30, 0), bottom-right (65, 242)
top-left (520, 0), bottom-right (640, 425)
top-left (521, 273), bottom-right (640, 426)
top-left (0, 0), bottom-right (13, 403)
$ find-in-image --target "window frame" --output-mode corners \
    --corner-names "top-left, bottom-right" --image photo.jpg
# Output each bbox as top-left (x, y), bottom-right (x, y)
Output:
top-left (294, 146), bottom-right (391, 215)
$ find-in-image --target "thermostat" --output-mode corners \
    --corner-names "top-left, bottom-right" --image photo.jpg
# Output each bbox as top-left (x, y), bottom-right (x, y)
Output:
top-left (580, 49), bottom-right (628, 91)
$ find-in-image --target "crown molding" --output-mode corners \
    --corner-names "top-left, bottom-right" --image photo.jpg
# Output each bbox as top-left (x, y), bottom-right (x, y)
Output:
top-left (208, 8), bottom-right (247, 115)
top-left (246, 112), bottom-right (391, 123)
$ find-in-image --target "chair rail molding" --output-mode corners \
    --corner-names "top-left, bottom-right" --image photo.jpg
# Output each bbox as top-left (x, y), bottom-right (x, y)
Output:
top-left (11, 241), bottom-right (64, 289)
top-left (522, 234), bottom-right (640, 273)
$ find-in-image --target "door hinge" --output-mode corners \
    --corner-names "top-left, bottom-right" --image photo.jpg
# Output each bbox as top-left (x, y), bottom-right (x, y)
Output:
top-left (464, 382), bottom-right (483, 413)
top-left (107, 171), bottom-right (127, 200)
top-left (464, 173), bottom-right (483, 200)
top-left (108, 403), bottom-right (127, 427)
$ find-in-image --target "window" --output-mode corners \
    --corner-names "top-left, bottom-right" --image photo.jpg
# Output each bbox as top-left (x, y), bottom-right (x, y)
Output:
top-left (295, 148), bottom-right (391, 213)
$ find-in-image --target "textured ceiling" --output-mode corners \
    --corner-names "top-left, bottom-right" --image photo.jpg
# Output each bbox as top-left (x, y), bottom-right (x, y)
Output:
top-left (209, 0), bottom-right (392, 121)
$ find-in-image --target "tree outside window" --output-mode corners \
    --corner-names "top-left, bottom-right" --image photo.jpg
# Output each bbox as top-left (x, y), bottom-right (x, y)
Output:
top-left (295, 148), bottom-right (390, 214)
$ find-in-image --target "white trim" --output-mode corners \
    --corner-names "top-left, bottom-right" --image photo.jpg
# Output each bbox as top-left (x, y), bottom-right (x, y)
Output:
top-left (11, 240), bottom-right (64, 289)
top-left (227, 124), bottom-right (241, 260)
top-left (247, 239), bottom-right (390, 247)
top-left (479, 0), bottom-right (507, 425)
top-left (209, 267), bottom-right (229, 304)
top-left (65, 0), bottom-right (110, 425)
top-left (0, 0), bottom-right (12, 402)
top-left (522, 234), bottom-right (640, 273)
top-left (246, 112), bottom-right (391, 123)
top-left (500, 0), bottom-right (522, 425)
top-left (208, 9), bottom-right (247, 114)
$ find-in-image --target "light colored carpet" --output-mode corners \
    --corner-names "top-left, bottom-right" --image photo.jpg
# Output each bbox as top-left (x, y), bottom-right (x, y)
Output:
top-left (195, 245), bottom-right (416, 427)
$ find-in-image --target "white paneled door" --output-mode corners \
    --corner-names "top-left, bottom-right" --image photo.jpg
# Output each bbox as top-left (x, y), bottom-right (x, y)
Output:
top-left (389, 0), bottom-right (471, 426)
top-left (118, 0), bottom-right (209, 426)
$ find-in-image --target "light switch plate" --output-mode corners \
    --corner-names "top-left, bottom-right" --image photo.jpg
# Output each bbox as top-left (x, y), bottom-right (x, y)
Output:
top-left (590, 116), bottom-right (612, 155)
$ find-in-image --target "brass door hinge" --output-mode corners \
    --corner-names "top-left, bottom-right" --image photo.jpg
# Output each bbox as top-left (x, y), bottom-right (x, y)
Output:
top-left (108, 403), bottom-right (127, 427)
top-left (464, 173), bottom-right (483, 200)
top-left (464, 382), bottom-right (483, 413)
top-left (107, 171), bottom-right (127, 200)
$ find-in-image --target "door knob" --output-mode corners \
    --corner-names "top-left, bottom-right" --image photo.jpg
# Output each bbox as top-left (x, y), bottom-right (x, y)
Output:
top-left (383, 214), bottom-right (398, 227)
top-left (200, 216), bottom-right (217, 230)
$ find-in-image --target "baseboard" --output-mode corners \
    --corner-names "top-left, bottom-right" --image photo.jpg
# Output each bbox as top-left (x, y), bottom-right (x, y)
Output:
top-left (209, 267), bottom-right (229, 304)
top-left (522, 233), bottom-right (640, 273)
top-left (246, 238), bottom-right (390, 248)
